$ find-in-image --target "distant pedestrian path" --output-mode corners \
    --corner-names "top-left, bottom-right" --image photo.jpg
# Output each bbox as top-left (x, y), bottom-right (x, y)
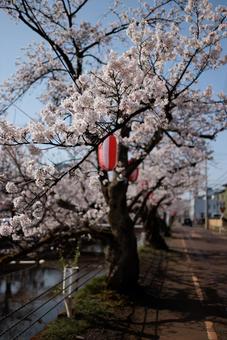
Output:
top-left (76, 225), bottom-right (227, 340)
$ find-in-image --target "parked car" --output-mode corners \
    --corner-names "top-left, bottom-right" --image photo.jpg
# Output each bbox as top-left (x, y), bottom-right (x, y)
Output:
top-left (183, 218), bottom-right (192, 227)
top-left (0, 217), bottom-right (11, 226)
top-left (212, 214), bottom-right (221, 219)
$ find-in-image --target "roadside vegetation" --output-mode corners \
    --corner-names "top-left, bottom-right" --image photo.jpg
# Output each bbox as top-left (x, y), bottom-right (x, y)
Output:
top-left (38, 276), bottom-right (129, 339)
top-left (37, 246), bottom-right (163, 340)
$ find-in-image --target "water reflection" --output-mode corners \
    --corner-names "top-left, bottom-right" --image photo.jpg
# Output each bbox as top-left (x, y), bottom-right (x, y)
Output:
top-left (0, 231), bottom-right (144, 339)
top-left (2, 278), bottom-right (12, 315)
top-left (0, 263), bottom-right (62, 340)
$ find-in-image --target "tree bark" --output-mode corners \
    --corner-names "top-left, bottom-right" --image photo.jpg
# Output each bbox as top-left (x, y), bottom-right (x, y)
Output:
top-left (106, 179), bottom-right (139, 292)
top-left (143, 206), bottom-right (169, 251)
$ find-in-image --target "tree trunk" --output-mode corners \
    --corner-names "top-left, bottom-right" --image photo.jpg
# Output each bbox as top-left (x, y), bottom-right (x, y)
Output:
top-left (143, 206), bottom-right (169, 251)
top-left (162, 212), bottom-right (171, 236)
top-left (107, 179), bottom-right (139, 292)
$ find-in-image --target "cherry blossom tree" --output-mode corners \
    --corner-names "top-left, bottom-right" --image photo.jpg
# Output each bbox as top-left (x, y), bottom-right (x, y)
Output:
top-left (0, 0), bottom-right (175, 112)
top-left (0, 147), bottom-right (111, 264)
top-left (0, 0), bottom-right (226, 291)
top-left (126, 139), bottom-right (206, 249)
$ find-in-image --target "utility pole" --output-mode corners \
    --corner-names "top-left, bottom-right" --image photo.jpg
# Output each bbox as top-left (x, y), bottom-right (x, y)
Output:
top-left (204, 155), bottom-right (208, 230)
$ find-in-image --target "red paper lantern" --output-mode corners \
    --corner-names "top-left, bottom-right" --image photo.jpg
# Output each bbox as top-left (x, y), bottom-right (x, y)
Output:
top-left (98, 135), bottom-right (118, 171)
top-left (128, 159), bottom-right (139, 182)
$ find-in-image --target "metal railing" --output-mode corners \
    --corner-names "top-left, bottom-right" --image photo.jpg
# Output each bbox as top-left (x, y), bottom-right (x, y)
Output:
top-left (13, 266), bottom-right (104, 340)
top-left (0, 263), bottom-right (105, 339)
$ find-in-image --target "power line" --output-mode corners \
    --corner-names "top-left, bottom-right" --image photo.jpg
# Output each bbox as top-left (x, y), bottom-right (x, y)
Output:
top-left (209, 169), bottom-right (227, 186)
top-left (209, 175), bottom-right (227, 189)
top-left (12, 103), bottom-right (37, 122)
top-left (4, 103), bottom-right (38, 123)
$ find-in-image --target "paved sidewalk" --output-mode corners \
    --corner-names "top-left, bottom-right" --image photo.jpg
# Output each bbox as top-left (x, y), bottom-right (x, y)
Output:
top-left (84, 225), bottom-right (227, 340)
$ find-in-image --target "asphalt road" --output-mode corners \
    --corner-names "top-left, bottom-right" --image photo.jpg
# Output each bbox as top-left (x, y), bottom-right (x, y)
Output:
top-left (76, 226), bottom-right (227, 340)
top-left (1, 227), bottom-right (226, 340)
top-left (157, 224), bottom-right (227, 340)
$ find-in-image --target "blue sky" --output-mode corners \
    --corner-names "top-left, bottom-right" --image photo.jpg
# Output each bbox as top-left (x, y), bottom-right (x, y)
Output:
top-left (0, 1), bottom-right (226, 189)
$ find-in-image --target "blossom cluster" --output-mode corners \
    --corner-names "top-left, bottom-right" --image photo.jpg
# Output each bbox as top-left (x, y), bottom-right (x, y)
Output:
top-left (0, 0), bottom-right (226, 252)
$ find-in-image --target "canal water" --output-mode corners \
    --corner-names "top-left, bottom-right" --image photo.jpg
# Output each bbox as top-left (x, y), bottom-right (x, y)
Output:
top-left (0, 262), bottom-right (63, 339)
top-left (0, 230), bottom-right (144, 339)
top-left (0, 258), bottom-right (105, 340)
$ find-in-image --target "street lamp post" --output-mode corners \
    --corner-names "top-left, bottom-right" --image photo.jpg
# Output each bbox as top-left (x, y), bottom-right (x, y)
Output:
top-left (205, 156), bottom-right (208, 230)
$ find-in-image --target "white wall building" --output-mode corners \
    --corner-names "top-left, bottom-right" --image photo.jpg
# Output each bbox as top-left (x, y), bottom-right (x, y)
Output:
top-left (193, 188), bottom-right (220, 223)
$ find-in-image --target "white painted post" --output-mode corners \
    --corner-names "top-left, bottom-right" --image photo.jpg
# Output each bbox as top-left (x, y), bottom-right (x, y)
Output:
top-left (219, 213), bottom-right (224, 234)
top-left (63, 266), bottom-right (79, 318)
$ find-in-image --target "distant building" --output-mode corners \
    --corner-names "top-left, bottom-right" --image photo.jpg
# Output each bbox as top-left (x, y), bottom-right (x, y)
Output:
top-left (215, 185), bottom-right (227, 220)
top-left (193, 188), bottom-right (221, 223)
top-left (178, 198), bottom-right (194, 222)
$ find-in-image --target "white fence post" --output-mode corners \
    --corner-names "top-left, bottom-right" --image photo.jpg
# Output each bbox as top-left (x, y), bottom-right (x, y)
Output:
top-left (63, 265), bottom-right (79, 318)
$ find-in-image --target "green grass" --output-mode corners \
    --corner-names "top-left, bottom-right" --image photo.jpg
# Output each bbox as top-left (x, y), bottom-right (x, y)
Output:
top-left (39, 318), bottom-right (90, 340)
top-left (138, 245), bottom-right (159, 256)
top-left (74, 276), bottom-right (128, 320)
top-left (138, 245), bottom-right (151, 253)
top-left (39, 276), bottom-right (128, 339)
